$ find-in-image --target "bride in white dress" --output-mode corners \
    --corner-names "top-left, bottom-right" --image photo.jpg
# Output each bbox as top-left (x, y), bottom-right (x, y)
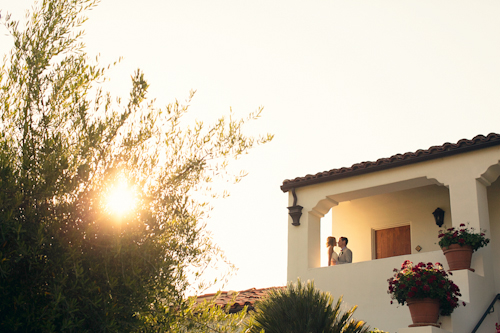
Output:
top-left (327, 236), bottom-right (339, 266)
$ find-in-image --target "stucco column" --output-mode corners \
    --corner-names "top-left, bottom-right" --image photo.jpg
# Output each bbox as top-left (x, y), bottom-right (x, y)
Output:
top-left (287, 191), bottom-right (339, 282)
top-left (307, 212), bottom-right (321, 269)
top-left (448, 178), bottom-right (490, 231)
top-left (447, 178), bottom-right (496, 332)
top-left (448, 177), bottom-right (493, 279)
top-left (287, 190), bottom-right (309, 282)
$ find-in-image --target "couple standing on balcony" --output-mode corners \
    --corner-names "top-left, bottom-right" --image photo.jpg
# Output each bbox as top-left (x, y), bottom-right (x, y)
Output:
top-left (327, 236), bottom-right (352, 266)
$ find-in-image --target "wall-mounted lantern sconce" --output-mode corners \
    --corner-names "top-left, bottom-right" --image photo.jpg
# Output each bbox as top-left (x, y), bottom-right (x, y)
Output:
top-left (287, 188), bottom-right (303, 226)
top-left (432, 208), bottom-right (445, 227)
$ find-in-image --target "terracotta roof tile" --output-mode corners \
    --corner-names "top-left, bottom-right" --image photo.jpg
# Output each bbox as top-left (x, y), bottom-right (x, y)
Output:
top-left (195, 286), bottom-right (284, 313)
top-left (281, 133), bottom-right (500, 192)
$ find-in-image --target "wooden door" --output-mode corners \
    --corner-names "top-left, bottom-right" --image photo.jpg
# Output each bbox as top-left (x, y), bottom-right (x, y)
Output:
top-left (375, 225), bottom-right (411, 259)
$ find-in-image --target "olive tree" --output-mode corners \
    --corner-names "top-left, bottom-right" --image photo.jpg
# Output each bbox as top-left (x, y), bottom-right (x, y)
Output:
top-left (0, 0), bottom-right (272, 331)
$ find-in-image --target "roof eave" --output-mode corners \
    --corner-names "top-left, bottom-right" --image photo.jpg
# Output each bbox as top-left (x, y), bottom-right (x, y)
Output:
top-left (280, 136), bottom-right (500, 193)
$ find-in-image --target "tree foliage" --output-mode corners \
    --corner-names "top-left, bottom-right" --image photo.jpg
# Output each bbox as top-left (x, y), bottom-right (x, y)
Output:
top-left (246, 280), bottom-right (369, 333)
top-left (168, 296), bottom-right (249, 333)
top-left (0, 0), bottom-right (272, 331)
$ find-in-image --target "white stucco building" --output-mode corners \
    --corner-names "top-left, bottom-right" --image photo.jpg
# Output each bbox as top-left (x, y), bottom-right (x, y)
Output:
top-left (281, 133), bottom-right (500, 333)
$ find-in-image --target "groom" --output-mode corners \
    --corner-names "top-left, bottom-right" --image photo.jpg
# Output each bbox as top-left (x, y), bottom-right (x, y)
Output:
top-left (337, 237), bottom-right (352, 264)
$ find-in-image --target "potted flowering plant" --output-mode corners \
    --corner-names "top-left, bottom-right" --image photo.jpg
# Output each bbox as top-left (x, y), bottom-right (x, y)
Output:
top-left (438, 223), bottom-right (490, 251)
top-left (438, 223), bottom-right (490, 270)
top-left (388, 260), bottom-right (463, 327)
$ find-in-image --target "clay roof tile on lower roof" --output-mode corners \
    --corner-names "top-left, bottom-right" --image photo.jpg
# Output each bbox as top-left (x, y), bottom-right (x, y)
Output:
top-left (281, 133), bottom-right (500, 192)
top-left (195, 286), bottom-right (285, 313)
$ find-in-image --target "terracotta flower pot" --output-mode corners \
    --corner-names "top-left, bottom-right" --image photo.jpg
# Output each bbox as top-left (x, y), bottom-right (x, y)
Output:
top-left (442, 244), bottom-right (473, 271)
top-left (407, 298), bottom-right (440, 327)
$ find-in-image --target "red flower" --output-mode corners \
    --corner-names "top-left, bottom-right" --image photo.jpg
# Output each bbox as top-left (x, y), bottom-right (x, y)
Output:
top-left (460, 223), bottom-right (465, 227)
top-left (423, 285), bottom-right (430, 292)
top-left (408, 291), bottom-right (415, 298)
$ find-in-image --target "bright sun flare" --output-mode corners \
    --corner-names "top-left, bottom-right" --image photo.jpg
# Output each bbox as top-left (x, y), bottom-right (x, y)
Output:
top-left (106, 180), bottom-right (136, 217)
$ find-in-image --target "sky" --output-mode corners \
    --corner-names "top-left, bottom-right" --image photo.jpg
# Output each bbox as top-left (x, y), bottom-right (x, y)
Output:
top-left (2, 0), bottom-right (500, 294)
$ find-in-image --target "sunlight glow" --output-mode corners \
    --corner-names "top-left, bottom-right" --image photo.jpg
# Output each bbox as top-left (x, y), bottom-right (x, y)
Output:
top-left (106, 180), bottom-right (136, 217)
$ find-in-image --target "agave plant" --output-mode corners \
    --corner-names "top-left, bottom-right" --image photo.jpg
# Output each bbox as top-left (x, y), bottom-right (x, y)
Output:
top-left (246, 279), bottom-right (369, 333)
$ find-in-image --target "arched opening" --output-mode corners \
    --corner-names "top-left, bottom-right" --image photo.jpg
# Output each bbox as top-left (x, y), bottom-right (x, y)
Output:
top-left (311, 177), bottom-right (451, 267)
top-left (320, 209), bottom-right (333, 267)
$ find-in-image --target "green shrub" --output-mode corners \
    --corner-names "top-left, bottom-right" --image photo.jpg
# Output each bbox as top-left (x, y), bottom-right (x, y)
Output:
top-left (246, 279), bottom-right (369, 333)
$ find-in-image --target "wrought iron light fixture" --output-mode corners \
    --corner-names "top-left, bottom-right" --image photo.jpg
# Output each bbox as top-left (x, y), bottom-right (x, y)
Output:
top-left (287, 188), bottom-right (303, 226)
top-left (432, 208), bottom-right (445, 227)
